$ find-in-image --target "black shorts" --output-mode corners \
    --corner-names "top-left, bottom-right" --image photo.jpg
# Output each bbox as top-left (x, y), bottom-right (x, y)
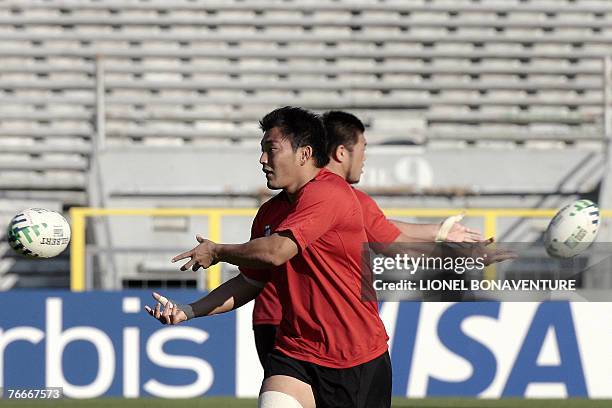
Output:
top-left (253, 324), bottom-right (278, 369)
top-left (264, 349), bottom-right (392, 408)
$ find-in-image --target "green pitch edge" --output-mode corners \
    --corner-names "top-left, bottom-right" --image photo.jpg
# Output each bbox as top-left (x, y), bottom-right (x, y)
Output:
top-left (0, 398), bottom-right (611, 408)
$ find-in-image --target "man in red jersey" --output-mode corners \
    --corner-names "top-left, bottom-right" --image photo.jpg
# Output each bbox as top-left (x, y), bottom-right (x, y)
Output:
top-left (252, 110), bottom-right (486, 369)
top-left (145, 106), bottom-right (391, 408)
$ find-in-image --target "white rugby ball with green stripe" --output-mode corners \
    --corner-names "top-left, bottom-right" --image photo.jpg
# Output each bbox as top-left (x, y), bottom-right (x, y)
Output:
top-left (7, 208), bottom-right (71, 258)
top-left (544, 199), bottom-right (600, 258)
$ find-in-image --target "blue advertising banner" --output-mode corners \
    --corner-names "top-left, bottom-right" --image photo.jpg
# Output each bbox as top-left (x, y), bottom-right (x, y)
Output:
top-left (0, 290), bottom-right (235, 398)
top-left (2, 292), bottom-right (612, 398)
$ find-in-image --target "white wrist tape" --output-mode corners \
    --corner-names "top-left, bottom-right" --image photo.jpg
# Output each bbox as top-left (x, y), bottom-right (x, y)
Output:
top-left (435, 213), bottom-right (464, 242)
top-left (259, 391), bottom-right (304, 408)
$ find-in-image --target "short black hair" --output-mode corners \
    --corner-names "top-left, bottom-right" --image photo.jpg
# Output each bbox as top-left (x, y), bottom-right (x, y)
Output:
top-left (322, 111), bottom-right (365, 157)
top-left (259, 106), bottom-right (329, 168)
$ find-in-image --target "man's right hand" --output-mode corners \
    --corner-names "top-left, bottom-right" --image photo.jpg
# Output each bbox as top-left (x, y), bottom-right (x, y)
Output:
top-left (172, 234), bottom-right (219, 271)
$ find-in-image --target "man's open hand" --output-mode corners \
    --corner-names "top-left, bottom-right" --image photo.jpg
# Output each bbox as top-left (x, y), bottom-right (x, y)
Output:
top-left (436, 214), bottom-right (484, 243)
top-left (446, 222), bottom-right (484, 243)
top-left (172, 234), bottom-right (218, 271)
top-left (144, 292), bottom-right (189, 325)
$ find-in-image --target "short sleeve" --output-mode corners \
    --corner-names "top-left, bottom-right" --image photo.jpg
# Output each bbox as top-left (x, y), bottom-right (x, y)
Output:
top-left (276, 180), bottom-right (352, 251)
top-left (355, 189), bottom-right (401, 243)
top-left (238, 207), bottom-right (273, 283)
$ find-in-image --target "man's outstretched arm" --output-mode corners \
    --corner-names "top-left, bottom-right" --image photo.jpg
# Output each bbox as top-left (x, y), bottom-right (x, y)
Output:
top-left (144, 273), bottom-right (263, 325)
top-left (172, 231), bottom-right (299, 272)
top-left (189, 273), bottom-right (264, 317)
top-left (391, 216), bottom-right (483, 243)
top-left (391, 221), bottom-right (439, 242)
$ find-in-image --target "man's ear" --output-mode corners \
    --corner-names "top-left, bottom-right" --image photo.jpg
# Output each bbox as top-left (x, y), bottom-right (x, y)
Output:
top-left (332, 145), bottom-right (346, 162)
top-left (299, 145), bottom-right (313, 164)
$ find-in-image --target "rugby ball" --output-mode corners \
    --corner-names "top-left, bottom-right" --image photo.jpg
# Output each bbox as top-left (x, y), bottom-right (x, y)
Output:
top-left (7, 208), bottom-right (71, 258)
top-left (544, 199), bottom-right (599, 258)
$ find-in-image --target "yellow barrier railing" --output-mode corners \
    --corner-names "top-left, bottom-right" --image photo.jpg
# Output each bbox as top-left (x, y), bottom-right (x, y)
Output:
top-left (69, 207), bottom-right (257, 292)
top-left (70, 207), bottom-right (612, 292)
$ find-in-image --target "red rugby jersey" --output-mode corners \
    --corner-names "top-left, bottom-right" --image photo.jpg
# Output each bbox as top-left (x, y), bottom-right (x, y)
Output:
top-left (240, 168), bottom-right (389, 368)
top-left (246, 192), bottom-right (292, 325)
top-left (251, 185), bottom-right (401, 327)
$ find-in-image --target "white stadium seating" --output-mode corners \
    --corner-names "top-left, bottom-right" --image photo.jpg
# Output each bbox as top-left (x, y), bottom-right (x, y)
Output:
top-left (0, 0), bottom-right (608, 189)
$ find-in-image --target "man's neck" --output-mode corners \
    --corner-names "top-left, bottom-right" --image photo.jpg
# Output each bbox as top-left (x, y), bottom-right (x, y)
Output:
top-left (325, 161), bottom-right (345, 179)
top-left (284, 166), bottom-right (321, 203)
